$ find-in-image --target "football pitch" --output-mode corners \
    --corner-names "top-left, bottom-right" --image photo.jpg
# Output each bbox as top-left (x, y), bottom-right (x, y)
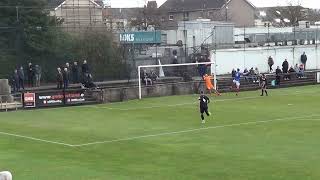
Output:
top-left (1, 85), bottom-right (320, 180)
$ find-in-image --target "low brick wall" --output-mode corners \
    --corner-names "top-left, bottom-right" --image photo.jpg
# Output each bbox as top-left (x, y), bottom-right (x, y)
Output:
top-left (102, 81), bottom-right (202, 103)
top-left (102, 71), bottom-right (318, 103)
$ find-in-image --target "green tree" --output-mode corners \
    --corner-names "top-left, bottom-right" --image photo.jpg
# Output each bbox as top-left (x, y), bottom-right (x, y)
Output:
top-left (0, 0), bottom-right (126, 82)
top-left (0, 0), bottom-right (62, 79)
top-left (72, 29), bottom-right (127, 81)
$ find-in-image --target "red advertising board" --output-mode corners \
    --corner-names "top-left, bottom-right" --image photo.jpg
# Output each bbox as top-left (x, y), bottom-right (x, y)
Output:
top-left (65, 92), bottom-right (85, 105)
top-left (23, 93), bottom-right (36, 108)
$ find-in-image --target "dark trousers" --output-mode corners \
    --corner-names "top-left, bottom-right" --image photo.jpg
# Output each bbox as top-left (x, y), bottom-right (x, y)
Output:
top-left (19, 79), bottom-right (24, 90)
top-left (276, 76), bottom-right (281, 85)
top-left (28, 75), bottom-right (34, 87)
top-left (13, 82), bottom-right (19, 92)
top-left (73, 74), bottom-right (79, 84)
top-left (63, 80), bottom-right (69, 89)
top-left (57, 81), bottom-right (63, 89)
top-left (269, 65), bottom-right (273, 72)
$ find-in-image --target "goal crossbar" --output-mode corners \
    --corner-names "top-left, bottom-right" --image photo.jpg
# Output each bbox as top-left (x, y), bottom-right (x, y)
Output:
top-left (138, 62), bottom-right (215, 99)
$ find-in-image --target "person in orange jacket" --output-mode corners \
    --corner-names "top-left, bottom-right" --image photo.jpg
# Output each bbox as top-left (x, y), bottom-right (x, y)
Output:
top-left (203, 74), bottom-right (221, 96)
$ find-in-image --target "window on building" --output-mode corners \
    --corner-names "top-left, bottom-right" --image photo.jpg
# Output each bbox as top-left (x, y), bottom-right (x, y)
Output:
top-left (169, 15), bottom-right (174, 21)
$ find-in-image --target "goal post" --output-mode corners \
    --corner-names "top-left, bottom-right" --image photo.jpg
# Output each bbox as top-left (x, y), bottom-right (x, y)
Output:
top-left (138, 61), bottom-right (216, 99)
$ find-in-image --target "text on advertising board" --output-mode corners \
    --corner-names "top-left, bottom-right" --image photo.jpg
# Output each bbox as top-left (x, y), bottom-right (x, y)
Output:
top-left (23, 93), bottom-right (36, 108)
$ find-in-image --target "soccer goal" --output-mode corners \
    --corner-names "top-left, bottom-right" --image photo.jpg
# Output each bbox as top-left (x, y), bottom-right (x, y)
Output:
top-left (138, 61), bottom-right (216, 99)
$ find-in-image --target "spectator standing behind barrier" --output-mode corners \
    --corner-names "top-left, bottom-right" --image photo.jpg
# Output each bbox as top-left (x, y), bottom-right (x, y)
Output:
top-left (231, 68), bottom-right (236, 78)
top-left (12, 69), bottom-right (19, 92)
top-left (27, 62), bottom-right (34, 87)
top-left (18, 66), bottom-right (25, 90)
top-left (34, 65), bottom-right (41, 87)
top-left (72, 61), bottom-right (80, 83)
top-left (268, 56), bottom-right (274, 72)
top-left (275, 66), bottom-right (282, 86)
top-left (82, 60), bottom-right (89, 78)
top-left (282, 59), bottom-right (289, 80)
top-left (56, 68), bottom-right (63, 89)
top-left (63, 67), bottom-right (69, 89)
top-left (282, 59), bottom-right (289, 72)
top-left (65, 62), bottom-right (72, 83)
top-left (300, 52), bottom-right (307, 70)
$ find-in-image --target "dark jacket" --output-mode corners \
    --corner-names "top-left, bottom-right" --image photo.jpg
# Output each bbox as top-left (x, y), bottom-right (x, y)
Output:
top-left (268, 57), bottom-right (274, 66)
top-left (63, 71), bottom-right (69, 82)
top-left (12, 72), bottom-right (19, 83)
top-left (276, 69), bottom-right (282, 76)
top-left (282, 61), bottom-right (289, 72)
top-left (231, 69), bottom-right (236, 78)
top-left (28, 65), bottom-right (34, 77)
top-left (72, 64), bottom-right (80, 75)
top-left (301, 54), bottom-right (307, 64)
top-left (18, 69), bottom-right (25, 80)
top-left (289, 67), bottom-right (295, 73)
top-left (82, 64), bottom-right (89, 74)
top-left (56, 72), bottom-right (63, 82)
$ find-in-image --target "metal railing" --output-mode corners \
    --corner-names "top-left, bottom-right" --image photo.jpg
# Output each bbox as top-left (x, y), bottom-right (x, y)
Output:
top-left (0, 93), bottom-right (23, 112)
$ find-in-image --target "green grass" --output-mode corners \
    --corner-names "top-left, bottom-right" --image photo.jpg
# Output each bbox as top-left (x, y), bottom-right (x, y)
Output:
top-left (1, 85), bottom-right (320, 180)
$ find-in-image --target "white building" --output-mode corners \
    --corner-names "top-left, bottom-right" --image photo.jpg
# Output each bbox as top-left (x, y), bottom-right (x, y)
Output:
top-left (50, 0), bottom-right (103, 30)
top-left (163, 19), bottom-right (235, 53)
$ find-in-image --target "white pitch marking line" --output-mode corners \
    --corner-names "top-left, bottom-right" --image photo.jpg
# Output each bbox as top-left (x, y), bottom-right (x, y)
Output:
top-left (1, 89), bottom-right (319, 147)
top-left (72, 114), bottom-right (320, 147)
top-left (0, 131), bottom-right (74, 147)
top-left (92, 90), bottom-right (319, 111)
top-left (0, 114), bottom-right (318, 147)
top-left (94, 97), bottom-right (261, 111)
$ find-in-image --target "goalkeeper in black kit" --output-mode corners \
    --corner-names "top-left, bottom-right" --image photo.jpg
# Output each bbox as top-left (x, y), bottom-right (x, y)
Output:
top-left (199, 91), bottom-right (211, 124)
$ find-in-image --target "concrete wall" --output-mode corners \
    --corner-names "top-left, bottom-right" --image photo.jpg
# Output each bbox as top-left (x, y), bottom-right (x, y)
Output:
top-left (102, 81), bottom-right (200, 102)
top-left (211, 45), bottom-right (320, 75)
top-left (0, 79), bottom-right (14, 103)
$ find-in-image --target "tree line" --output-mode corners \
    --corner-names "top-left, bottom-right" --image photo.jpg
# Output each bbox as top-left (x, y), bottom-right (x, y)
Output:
top-left (0, 0), bottom-right (127, 82)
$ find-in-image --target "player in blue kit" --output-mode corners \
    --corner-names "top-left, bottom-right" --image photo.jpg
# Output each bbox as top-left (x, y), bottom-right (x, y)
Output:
top-left (232, 68), bottom-right (241, 96)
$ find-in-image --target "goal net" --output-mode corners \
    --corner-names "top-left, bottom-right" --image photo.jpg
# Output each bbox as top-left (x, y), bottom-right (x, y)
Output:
top-left (138, 61), bottom-right (216, 99)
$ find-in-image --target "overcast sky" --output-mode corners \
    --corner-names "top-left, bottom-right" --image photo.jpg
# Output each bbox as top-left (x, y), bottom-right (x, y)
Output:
top-left (106, 0), bottom-right (320, 9)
